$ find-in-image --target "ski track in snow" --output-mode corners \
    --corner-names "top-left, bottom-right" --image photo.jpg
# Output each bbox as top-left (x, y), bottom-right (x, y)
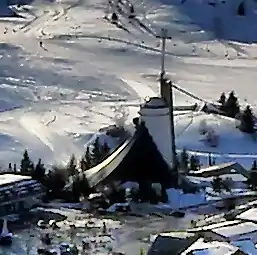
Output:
top-left (0, 0), bottom-right (257, 167)
top-left (19, 115), bottom-right (81, 164)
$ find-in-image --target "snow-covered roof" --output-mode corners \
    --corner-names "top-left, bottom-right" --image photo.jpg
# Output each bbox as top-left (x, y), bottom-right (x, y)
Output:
top-left (236, 208), bottom-right (257, 223)
top-left (201, 220), bottom-right (241, 231)
top-left (181, 238), bottom-right (239, 255)
top-left (188, 173), bottom-right (247, 184)
top-left (232, 240), bottom-right (257, 254)
top-left (141, 97), bottom-right (167, 109)
top-left (0, 174), bottom-right (31, 186)
top-left (192, 162), bottom-right (238, 175)
top-left (212, 222), bottom-right (257, 238)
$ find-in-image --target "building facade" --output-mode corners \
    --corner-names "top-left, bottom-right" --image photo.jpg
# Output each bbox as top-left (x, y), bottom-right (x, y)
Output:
top-left (0, 174), bottom-right (43, 217)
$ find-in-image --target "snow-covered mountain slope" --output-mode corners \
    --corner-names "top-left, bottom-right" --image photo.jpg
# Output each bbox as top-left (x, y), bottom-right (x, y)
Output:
top-left (1, 0), bottom-right (257, 167)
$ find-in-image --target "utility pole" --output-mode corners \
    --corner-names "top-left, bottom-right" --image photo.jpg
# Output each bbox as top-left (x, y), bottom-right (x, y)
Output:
top-left (156, 28), bottom-right (178, 183)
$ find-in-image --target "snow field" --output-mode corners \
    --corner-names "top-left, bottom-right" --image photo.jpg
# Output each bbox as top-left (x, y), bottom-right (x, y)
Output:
top-left (0, 0), bottom-right (257, 167)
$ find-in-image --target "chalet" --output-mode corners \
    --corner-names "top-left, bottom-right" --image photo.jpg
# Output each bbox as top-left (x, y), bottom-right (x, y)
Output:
top-left (0, 174), bottom-right (43, 216)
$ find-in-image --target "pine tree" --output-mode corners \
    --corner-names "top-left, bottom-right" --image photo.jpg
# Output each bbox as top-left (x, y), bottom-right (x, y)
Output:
top-left (20, 149), bottom-right (34, 175)
top-left (249, 163), bottom-right (257, 190)
top-left (190, 155), bottom-right (198, 171)
top-left (47, 166), bottom-right (69, 192)
top-left (237, 1), bottom-right (245, 16)
top-left (102, 142), bottom-right (110, 159)
top-left (67, 154), bottom-right (77, 176)
top-left (224, 91), bottom-right (240, 118)
top-left (13, 163), bottom-right (17, 173)
top-left (81, 172), bottom-right (91, 196)
top-left (34, 158), bottom-right (46, 180)
top-left (211, 176), bottom-right (222, 193)
top-left (80, 158), bottom-right (89, 172)
top-left (218, 92), bottom-right (226, 106)
top-left (252, 160), bottom-right (257, 170)
top-left (91, 137), bottom-right (103, 165)
top-left (84, 147), bottom-right (92, 168)
top-left (180, 148), bottom-right (189, 172)
top-left (240, 105), bottom-right (255, 133)
top-left (208, 153), bottom-right (212, 166)
top-left (71, 175), bottom-right (80, 202)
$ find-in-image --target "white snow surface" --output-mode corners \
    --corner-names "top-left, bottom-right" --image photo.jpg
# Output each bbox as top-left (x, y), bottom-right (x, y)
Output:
top-left (1, 0), bottom-right (257, 167)
top-left (181, 238), bottom-right (239, 255)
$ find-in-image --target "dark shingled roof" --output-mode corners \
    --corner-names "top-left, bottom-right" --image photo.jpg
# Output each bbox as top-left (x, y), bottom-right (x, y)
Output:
top-left (85, 122), bottom-right (177, 188)
top-left (147, 235), bottom-right (198, 255)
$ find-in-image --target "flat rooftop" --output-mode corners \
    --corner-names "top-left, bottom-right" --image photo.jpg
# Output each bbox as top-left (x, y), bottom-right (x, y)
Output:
top-left (0, 174), bottom-right (31, 186)
top-left (212, 222), bottom-right (257, 238)
top-left (236, 208), bottom-right (257, 222)
top-left (181, 238), bottom-right (239, 255)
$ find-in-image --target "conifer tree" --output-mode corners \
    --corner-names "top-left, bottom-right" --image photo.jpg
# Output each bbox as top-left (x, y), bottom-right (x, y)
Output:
top-left (237, 1), bottom-right (245, 16)
top-left (190, 155), bottom-right (198, 171)
top-left (81, 172), bottom-right (91, 196)
top-left (8, 163), bottom-right (12, 172)
top-left (240, 105), bottom-right (255, 133)
top-left (67, 154), bottom-right (77, 176)
top-left (84, 147), bottom-right (92, 168)
top-left (91, 137), bottom-right (103, 165)
top-left (211, 176), bottom-right (222, 193)
top-left (218, 92), bottom-right (226, 106)
top-left (180, 148), bottom-right (189, 172)
top-left (208, 153), bottom-right (212, 166)
top-left (224, 91), bottom-right (240, 118)
top-left (34, 158), bottom-right (46, 180)
top-left (102, 142), bottom-right (110, 159)
top-left (13, 163), bottom-right (17, 173)
top-left (252, 160), bottom-right (257, 170)
top-left (80, 158), bottom-right (89, 172)
top-left (20, 149), bottom-right (34, 175)
top-left (71, 175), bottom-right (80, 202)
top-left (249, 160), bottom-right (257, 189)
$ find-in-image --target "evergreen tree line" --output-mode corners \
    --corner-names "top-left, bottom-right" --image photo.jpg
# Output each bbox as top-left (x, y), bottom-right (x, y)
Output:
top-left (6, 138), bottom-right (111, 201)
top-left (218, 91), bottom-right (255, 133)
top-left (247, 159), bottom-right (257, 190)
top-left (178, 148), bottom-right (203, 173)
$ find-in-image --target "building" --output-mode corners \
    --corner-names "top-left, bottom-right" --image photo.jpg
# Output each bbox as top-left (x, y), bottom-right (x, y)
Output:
top-left (236, 208), bottom-right (257, 223)
top-left (190, 162), bottom-right (249, 178)
top-left (147, 232), bottom-right (198, 255)
top-left (203, 221), bottom-right (257, 243)
top-left (181, 237), bottom-right (247, 255)
top-left (0, 174), bottom-right (43, 216)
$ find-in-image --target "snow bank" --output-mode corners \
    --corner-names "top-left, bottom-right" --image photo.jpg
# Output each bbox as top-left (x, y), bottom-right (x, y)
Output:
top-left (166, 188), bottom-right (206, 209)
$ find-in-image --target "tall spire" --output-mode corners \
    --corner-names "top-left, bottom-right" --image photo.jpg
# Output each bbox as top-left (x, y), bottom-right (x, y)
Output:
top-left (156, 28), bottom-right (178, 181)
top-left (157, 28), bottom-right (171, 102)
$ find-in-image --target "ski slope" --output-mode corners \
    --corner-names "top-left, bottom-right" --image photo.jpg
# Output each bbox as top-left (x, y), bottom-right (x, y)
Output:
top-left (1, 0), bottom-right (257, 167)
